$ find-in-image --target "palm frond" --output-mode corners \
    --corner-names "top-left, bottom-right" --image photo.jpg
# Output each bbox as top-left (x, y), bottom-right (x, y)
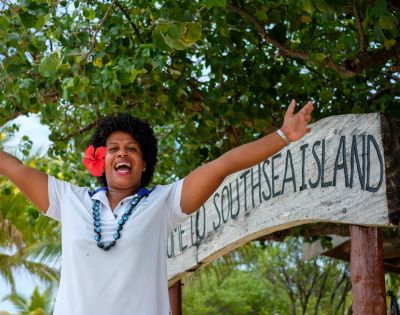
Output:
top-left (0, 251), bottom-right (59, 290)
top-left (0, 212), bottom-right (24, 250)
top-left (21, 260), bottom-right (60, 286)
top-left (2, 291), bottom-right (28, 313)
top-left (3, 286), bottom-right (54, 315)
top-left (24, 241), bottom-right (61, 267)
top-left (0, 252), bottom-right (18, 293)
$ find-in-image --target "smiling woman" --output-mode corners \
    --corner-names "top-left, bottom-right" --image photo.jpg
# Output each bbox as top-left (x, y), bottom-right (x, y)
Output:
top-left (0, 102), bottom-right (313, 315)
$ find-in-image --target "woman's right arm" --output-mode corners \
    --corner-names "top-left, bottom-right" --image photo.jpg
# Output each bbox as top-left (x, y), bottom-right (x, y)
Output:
top-left (0, 150), bottom-right (49, 212)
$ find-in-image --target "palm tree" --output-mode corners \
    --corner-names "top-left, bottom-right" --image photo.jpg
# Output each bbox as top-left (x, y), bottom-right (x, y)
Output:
top-left (0, 174), bottom-right (61, 293)
top-left (2, 286), bottom-right (54, 315)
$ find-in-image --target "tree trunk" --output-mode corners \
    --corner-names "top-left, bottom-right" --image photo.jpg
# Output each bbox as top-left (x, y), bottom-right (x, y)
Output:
top-left (350, 226), bottom-right (386, 315)
top-left (169, 280), bottom-right (182, 315)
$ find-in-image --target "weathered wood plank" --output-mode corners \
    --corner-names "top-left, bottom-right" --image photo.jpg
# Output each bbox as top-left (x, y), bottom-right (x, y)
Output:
top-left (167, 113), bottom-right (400, 284)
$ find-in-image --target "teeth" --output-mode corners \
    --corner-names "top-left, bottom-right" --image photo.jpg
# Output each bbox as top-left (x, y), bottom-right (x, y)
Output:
top-left (115, 162), bottom-right (131, 169)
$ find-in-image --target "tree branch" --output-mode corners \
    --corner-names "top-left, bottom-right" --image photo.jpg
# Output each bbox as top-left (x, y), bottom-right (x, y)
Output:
top-left (1, 110), bottom-right (22, 125)
top-left (352, 0), bottom-right (366, 52)
top-left (367, 86), bottom-right (395, 105)
top-left (349, 39), bottom-right (400, 74)
top-left (227, 3), bottom-right (355, 77)
top-left (81, 0), bottom-right (117, 62)
top-left (228, 2), bottom-right (400, 78)
top-left (228, 3), bottom-right (308, 60)
top-left (60, 122), bottom-right (97, 142)
top-left (115, 1), bottom-right (143, 42)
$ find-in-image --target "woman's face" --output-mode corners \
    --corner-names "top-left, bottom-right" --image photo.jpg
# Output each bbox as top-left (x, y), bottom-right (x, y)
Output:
top-left (104, 131), bottom-right (146, 191)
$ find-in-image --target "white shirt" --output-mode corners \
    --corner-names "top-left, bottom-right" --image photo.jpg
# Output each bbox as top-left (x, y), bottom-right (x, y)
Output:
top-left (45, 176), bottom-right (188, 315)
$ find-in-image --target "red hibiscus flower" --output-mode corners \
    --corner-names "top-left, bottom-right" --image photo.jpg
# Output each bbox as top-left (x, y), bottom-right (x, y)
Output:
top-left (83, 145), bottom-right (107, 177)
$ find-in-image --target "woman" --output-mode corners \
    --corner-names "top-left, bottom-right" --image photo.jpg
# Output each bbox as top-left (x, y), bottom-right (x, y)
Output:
top-left (0, 99), bottom-right (313, 314)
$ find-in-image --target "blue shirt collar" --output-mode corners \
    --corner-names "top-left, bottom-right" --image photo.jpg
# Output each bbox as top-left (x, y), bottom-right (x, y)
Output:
top-left (89, 186), bottom-right (155, 198)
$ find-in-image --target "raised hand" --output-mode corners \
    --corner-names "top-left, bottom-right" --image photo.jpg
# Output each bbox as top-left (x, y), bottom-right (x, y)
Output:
top-left (281, 99), bottom-right (314, 142)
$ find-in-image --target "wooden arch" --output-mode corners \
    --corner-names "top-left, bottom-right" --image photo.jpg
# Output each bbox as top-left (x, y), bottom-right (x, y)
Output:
top-left (167, 113), bottom-right (400, 314)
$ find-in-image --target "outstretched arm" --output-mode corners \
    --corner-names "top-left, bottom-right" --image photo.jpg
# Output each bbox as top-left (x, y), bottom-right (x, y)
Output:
top-left (0, 151), bottom-right (49, 212)
top-left (181, 100), bottom-right (314, 214)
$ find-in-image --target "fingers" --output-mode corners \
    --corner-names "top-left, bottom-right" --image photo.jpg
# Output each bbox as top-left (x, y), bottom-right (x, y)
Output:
top-left (285, 99), bottom-right (296, 119)
top-left (306, 101), bottom-right (314, 115)
top-left (300, 101), bottom-right (314, 115)
top-left (299, 101), bottom-right (314, 126)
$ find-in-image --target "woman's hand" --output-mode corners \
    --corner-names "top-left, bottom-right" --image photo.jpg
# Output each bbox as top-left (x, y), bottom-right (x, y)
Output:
top-left (281, 99), bottom-right (314, 142)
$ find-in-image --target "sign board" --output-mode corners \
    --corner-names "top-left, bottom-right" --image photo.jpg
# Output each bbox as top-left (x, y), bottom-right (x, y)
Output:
top-left (167, 113), bottom-right (400, 284)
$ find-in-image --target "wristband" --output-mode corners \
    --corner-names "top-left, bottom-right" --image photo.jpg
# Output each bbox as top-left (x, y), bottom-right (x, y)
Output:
top-left (276, 129), bottom-right (291, 145)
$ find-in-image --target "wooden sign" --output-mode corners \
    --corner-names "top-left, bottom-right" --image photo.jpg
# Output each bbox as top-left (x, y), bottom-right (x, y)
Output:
top-left (167, 113), bottom-right (400, 284)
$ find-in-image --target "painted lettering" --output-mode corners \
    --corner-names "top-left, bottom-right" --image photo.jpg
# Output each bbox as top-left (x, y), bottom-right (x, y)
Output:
top-left (333, 136), bottom-right (349, 187)
top-left (309, 140), bottom-right (321, 188)
top-left (251, 164), bottom-right (262, 208)
top-left (272, 153), bottom-right (282, 197)
top-left (299, 143), bottom-right (308, 191)
top-left (282, 149), bottom-right (296, 194)
top-left (350, 135), bottom-right (366, 189)
top-left (366, 135), bottom-right (384, 192)
top-left (212, 193), bottom-right (221, 230)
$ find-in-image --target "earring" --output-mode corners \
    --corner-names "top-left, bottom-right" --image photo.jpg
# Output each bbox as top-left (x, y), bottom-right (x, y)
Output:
top-left (143, 168), bottom-right (146, 172)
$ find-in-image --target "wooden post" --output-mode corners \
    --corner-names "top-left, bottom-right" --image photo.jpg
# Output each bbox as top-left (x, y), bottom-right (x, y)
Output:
top-left (350, 226), bottom-right (386, 315)
top-left (169, 280), bottom-right (182, 315)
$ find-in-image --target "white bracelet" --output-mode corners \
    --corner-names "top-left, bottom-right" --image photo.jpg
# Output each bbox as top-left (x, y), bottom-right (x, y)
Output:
top-left (276, 129), bottom-right (291, 145)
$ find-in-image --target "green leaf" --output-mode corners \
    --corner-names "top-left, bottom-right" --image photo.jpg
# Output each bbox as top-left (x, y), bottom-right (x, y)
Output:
top-left (379, 15), bottom-right (397, 30)
top-left (168, 24), bottom-right (182, 40)
top-left (20, 12), bottom-right (36, 29)
top-left (130, 69), bottom-right (146, 83)
top-left (269, 9), bottom-right (281, 24)
top-left (315, 0), bottom-right (335, 14)
top-left (152, 30), bottom-right (171, 51)
top-left (255, 10), bottom-right (268, 22)
top-left (0, 16), bottom-right (10, 30)
top-left (83, 8), bottom-right (96, 21)
top-left (38, 53), bottom-right (60, 78)
top-left (34, 15), bottom-right (45, 31)
top-left (301, 0), bottom-right (315, 15)
top-left (59, 63), bottom-right (71, 71)
top-left (162, 33), bottom-right (187, 50)
top-left (157, 94), bottom-right (169, 104)
top-left (183, 22), bottom-right (202, 42)
top-left (369, 0), bottom-right (388, 18)
top-left (314, 53), bottom-right (326, 62)
top-left (384, 38), bottom-right (396, 50)
top-left (203, 0), bottom-right (226, 9)
top-left (157, 22), bottom-right (172, 33)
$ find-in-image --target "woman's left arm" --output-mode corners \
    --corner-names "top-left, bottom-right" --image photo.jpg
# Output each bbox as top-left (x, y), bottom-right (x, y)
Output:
top-left (180, 100), bottom-right (314, 214)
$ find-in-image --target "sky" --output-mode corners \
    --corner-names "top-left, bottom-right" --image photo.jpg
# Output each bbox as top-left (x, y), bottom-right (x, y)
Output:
top-left (3, 114), bottom-right (52, 155)
top-left (1, 115), bottom-right (53, 313)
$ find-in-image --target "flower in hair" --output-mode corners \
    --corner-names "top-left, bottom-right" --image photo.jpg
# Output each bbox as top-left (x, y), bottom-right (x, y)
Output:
top-left (83, 145), bottom-right (107, 177)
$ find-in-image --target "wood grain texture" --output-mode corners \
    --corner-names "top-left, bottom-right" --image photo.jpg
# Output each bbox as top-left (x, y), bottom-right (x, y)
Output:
top-left (350, 226), bottom-right (386, 315)
top-left (167, 113), bottom-right (400, 284)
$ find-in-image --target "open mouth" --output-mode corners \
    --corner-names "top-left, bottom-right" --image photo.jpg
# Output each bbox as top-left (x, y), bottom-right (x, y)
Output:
top-left (114, 162), bottom-right (132, 175)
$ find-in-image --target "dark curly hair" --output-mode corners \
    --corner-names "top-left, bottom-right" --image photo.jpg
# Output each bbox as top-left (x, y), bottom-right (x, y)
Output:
top-left (89, 113), bottom-right (158, 187)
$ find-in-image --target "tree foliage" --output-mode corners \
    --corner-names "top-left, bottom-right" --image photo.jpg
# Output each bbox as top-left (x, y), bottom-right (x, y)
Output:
top-left (183, 239), bottom-right (352, 315)
top-left (0, 153), bottom-right (61, 293)
top-left (0, 0), bottom-right (399, 186)
top-left (0, 0), bottom-right (399, 311)
top-left (2, 286), bottom-right (53, 315)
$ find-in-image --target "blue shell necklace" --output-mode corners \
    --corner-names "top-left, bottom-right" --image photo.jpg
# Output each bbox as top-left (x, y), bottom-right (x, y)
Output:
top-left (91, 187), bottom-right (151, 251)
